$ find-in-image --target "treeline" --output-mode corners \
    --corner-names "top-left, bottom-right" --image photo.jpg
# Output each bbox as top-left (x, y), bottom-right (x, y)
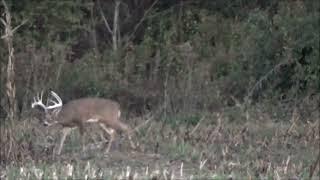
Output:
top-left (0, 0), bottom-right (319, 118)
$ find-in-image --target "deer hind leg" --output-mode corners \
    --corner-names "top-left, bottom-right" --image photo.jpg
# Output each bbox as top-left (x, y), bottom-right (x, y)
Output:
top-left (126, 128), bottom-right (136, 149)
top-left (118, 122), bottom-right (136, 149)
top-left (99, 123), bottom-right (116, 153)
top-left (56, 127), bottom-right (73, 155)
top-left (78, 122), bottom-right (87, 152)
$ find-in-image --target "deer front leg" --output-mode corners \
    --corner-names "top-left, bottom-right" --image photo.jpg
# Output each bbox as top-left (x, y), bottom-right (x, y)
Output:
top-left (79, 123), bottom-right (86, 152)
top-left (117, 122), bottom-right (137, 149)
top-left (99, 123), bottom-right (115, 153)
top-left (56, 127), bottom-right (73, 155)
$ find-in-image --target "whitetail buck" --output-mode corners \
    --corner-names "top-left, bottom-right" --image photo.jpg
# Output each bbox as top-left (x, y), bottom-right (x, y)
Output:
top-left (31, 91), bottom-right (136, 155)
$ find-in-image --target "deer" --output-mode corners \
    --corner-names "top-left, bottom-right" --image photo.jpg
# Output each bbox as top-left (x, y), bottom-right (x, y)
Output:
top-left (31, 91), bottom-right (136, 155)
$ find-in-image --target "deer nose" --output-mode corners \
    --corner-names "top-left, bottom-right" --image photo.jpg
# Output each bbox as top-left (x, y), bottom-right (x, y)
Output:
top-left (43, 121), bottom-right (49, 126)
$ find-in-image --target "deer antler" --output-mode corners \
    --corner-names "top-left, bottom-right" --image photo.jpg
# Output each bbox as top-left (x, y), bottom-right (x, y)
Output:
top-left (31, 91), bottom-right (47, 110)
top-left (46, 91), bottom-right (63, 109)
top-left (31, 91), bottom-right (63, 110)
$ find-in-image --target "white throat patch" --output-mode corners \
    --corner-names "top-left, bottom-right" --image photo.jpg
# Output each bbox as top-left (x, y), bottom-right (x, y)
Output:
top-left (86, 118), bottom-right (99, 123)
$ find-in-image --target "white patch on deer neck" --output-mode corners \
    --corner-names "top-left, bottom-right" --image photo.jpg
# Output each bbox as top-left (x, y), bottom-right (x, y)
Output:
top-left (118, 110), bottom-right (121, 118)
top-left (44, 120), bottom-right (58, 126)
top-left (86, 118), bottom-right (99, 123)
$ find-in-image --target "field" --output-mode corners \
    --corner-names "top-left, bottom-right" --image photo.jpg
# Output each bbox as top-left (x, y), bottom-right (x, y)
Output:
top-left (1, 103), bottom-right (319, 179)
top-left (0, 0), bottom-right (319, 179)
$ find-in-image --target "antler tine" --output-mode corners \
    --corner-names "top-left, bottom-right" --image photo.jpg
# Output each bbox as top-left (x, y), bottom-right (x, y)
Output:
top-left (46, 91), bottom-right (63, 109)
top-left (51, 91), bottom-right (62, 103)
top-left (39, 90), bottom-right (43, 101)
top-left (31, 90), bottom-right (46, 110)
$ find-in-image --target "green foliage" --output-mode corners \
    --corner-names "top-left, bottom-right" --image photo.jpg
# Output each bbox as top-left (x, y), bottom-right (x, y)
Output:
top-left (162, 114), bottom-right (202, 128)
top-left (58, 58), bottom-right (108, 99)
top-left (193, 1), bottom-right (318, 101)
top-left (168, 141), bottom-right (195, 160)
top-left (2, 0), bottom-right (318, 119)
top-left (273, 1), bottom-right (319, 91)
top-left (11, 0), bottom-right (89, 45)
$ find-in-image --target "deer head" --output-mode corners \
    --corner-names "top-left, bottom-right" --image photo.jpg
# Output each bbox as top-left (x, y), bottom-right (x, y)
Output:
top-left (31, 91), bottom-right (63, 126)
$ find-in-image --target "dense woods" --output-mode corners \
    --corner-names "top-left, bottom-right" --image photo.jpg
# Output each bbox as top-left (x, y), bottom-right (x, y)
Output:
top-left (0, 0), bottom-right (319, 179)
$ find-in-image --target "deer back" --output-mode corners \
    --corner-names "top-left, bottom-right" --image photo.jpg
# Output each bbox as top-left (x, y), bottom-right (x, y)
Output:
top-left (56, 97), bottom-right (121, 127)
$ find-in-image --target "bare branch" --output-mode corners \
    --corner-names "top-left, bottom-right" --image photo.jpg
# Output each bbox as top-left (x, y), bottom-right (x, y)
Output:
top-left (123, 0), bottom-right (159, 49)
top-left (0, 17), bottom-right (6, 26)
top-left (190, 115), bottom-right (206, 136)
top-left (1, 0), bottom-right (18, 163)
top-left (11, 19), bottom-right (28, 34)
top-left (1, 19), bottom-right (27, 39)
top-left (112, 0), bottom-right (120, 51)
top-left (98, 0), bottom-right (113, 35)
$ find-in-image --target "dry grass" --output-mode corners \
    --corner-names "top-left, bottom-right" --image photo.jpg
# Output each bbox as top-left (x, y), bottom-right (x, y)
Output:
top-left (1, 103), bottom-right (319, 179)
